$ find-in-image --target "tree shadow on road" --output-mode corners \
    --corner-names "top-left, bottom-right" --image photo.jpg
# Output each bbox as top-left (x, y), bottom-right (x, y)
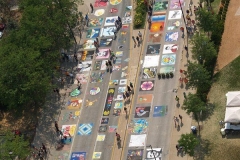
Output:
top-left (193, 137), bottom-right (211, 160)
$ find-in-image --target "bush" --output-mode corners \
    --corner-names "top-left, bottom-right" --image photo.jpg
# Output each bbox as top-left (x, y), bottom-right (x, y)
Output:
top-left (134, 0), bottom-right (147, 29)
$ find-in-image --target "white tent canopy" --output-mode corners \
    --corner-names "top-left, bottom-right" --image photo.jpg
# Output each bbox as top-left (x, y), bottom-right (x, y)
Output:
top-left (224, 107), bottom-right (240, 123)
top-left (226, 91), bottom-right (240, 107)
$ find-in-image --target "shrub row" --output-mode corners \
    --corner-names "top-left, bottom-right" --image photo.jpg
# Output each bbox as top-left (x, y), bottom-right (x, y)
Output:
top-left (133, 0), bottom-right (147, 29)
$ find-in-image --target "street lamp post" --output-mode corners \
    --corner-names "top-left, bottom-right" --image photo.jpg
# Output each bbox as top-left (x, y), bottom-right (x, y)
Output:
top-left (147, 145), bottom-right (156, 160)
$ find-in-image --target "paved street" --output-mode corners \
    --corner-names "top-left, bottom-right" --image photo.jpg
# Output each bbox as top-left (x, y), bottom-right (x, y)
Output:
top-left (32, 0), bottom-right (198, 159)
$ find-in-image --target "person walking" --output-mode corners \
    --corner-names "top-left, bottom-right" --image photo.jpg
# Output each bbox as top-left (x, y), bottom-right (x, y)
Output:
top-left (136, 36), bottom-right (140, 46)
top-left (125, 91), bottom-right (130, 100)
top-left (117, 16), bottom-right (121, 23)
top-left (116, 132), bottom-right (121, 141)
top-left (124, 107), bottom-right (127, 114)
top-left (123, 93), bottom-right (126, 100)
top-left (138, 31), bottom-right (142, 42)
top-left (105, 61), bottom-right (109, 69)
top-left (179, 115), bottom-right (183, 123)
top-left (127, 85), bottom-right (131, 92)
top-left (130, 82), bottom-right (133, 88)
top-left (173, 116), bottom-right (177, 127)
top-left (90, 3), bottom-right (94, 13)
top-left (108, 60), bottom-right (112, 67)
top-left (175, 96), bottom-right (179, 102)
top-left (132, 36), bottom-right (136, 46)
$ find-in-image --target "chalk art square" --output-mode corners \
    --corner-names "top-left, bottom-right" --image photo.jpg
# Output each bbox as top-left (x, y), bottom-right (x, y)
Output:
top-left (99, 125), bottom-right (107, 132)
top-left (118, 87), bottom-right (126, 93)
top-left (108, 126), bottom-right (117, 132)
top-left (113, 65), bottom-right (121, 71)
top-left (116, 57), bottom-right (122, 64)
top-left (122, 16), bottom-right (132, 24)
top-left (128, 119), bottom-right (148, 134)
top-left (160, 66), bottom-right (175, 73)
top-left (129, 134), bottom-right (146, 147)
top-left (148, 33), bottom-right (162, 43)
top-left (96, 48), bottom-right (110, 59)
top-left (153, 106), bottom-right (167, 117)
top-left (150, 22), bottom-right (165, 32)
top-left (153, 1), bottom-right (168, 12)
top-left (92, 152), bottom-right (102, 159)
top-left (96, 135), bottom-right (106, 141)
top-left (101, 118), bottom-right (109, 124)
top-left (100, 38), bottom-right (113, 47)
top-left (83, 39), bottom-right (96, 50)
top-left (113, 109), bottom-right (121, 116)
top-left (89, 18), bottom-right (104, 27)
top-left (119, 79), bottom-right (127, 85)
top-left (151, 15), bottom-right (166, 22)
top-left (162, 44), bottom-right (178, 54)
top-left (165, 32), bottom-right (179, 42)
top-left (167, 20), bottom-right (181, 30)
top-left (114, 102), bottom-right (123, 109)
top-left (146, 148), bottom-right (162, 160)
top-left (142, 68), bottom-right (157, 79)
top-left (168, 10), bottom-right (182, 20)
top-left (109, 79), bottom-right (119, 85)
top-left (86, 28), bottom-right (100, 39)
top-left (170, 0), bottom-right (184, 9)
top-left (100, 26), bottom-right (117, 37)
top-left (115, 51), bottom-right (123, 57)
top-left (140, 80), bottom-right (155, 91)
top-left (127, 149), bottom-right (143, 160)
top-left (104, 16), bottom-right (118, 26)
top-left (77, 123), bottom-right (93, 135)
top-left (146, 44), bottom-right (161, 55)
top-left (116, 95), bottom-right (124, 101)
top-left (161, 54), bottom-right (176, 65)
top-left (135, 106), bottom-right (151, 118)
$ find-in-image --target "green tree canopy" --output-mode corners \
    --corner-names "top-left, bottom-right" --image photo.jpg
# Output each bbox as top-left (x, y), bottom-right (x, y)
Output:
top-left (178, 133), bottom-right (199, 157)
top-left (0, 131), bottom-right (30, 159)
top-left (186, 62), bottom-right (211, 91)
top-left (191, 33), bottom-right (217, 65)
top-left (196, 8), bottom-right (216, 34)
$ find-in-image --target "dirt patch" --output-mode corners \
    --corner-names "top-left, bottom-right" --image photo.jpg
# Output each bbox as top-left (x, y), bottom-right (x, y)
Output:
top-left (215, 0), bottom-right (240, 72)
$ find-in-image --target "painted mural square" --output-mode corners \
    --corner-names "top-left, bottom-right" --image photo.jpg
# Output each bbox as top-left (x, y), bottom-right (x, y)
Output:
top-left (101, 118), bottom-right (109, 124)
top-left (67, 98), bottom-right (82, 110)
top-left (108, 126), bottom-right (117, 132)
top-left (143, 56), bottom-right (160, 68)
top-left (151, 15), bottom-right (166, 22)
top-left (140, 80), bottom-right (155, 91)
top-left (100, 26), bottom-right (116, 37)
top-left (92, 152), bottom-right (102, 159)
top-left (103, 88), bottom-right (115, 116)
top-left (128, 119), bottom-right (148, 134)
top-left (96, 48), bottom-right (110, 59)
top-left (100, 38), bottom-right (113, 47)
top-left (94, 9), bottom-right (105, 16)
top-left (71, 152), bottom-right (86, 160)
top-left (142, 67), bottom-right (157, 79)
top-left (153, 106), bottom-right (167, 117)
top-left (153, 1), bottom-right (168, 12)
top-left (75, 73), bottom-right (89, 84)
top-left (150, 22), bottom-right (165, 32)
top-left (113, 65), bottom-right (121, 71)
top-left (94, 61), bottom-right (102, 70)
top-left (137, 94), bottom-right (153, 104)
top-left (114, 101), bottom-right (123, 109)
top-left (118, 87), bottom-right (126, 93)
top-left (77, 61), bottom-right (92, 72)
top-left (170, 0), bottom-right (184, 9)
top-left (167, 20), bottom-right (181, 30)
top-left (113, 109), bottom-right (121, 116)
top-left (77, 123), bottom-right (93, 135)
top-left (109, 79), bottom-right (119, 85)
top-left (89, 18), bottom-right (104, 27)
top-left (161, 54), bottom-right (176, 65)
top-left (104, 16), bottom-right (118, 26)
top-left (160, 66), bottom-right (175, 73)
top-left (127, 149), bottom-right (143, 160)
top-left (148, 33), bottom-right (162, 43)
top-left (90, 71), bottom-right (105, 83)
top-left (168, 10), bottom-right (182, 20)
top-left (96, 134), bottom-right (106, 141)
top-left (146, 44), bottom-right (161, 55)
top-left (119, 79), bottom-right (127, 85)
top-left (83, 39), bottom-right (96, 49)
top-left (162, 44), bottom-right (178, 54)
top-left (99, 125), bottom-right (107, 132)
top-left (100, 60), bottom-right (108, 70)
top-left (129, 134), bottom-right (146, 147)
top-left (146, 148), bottom-right (162, 160)
top-left (135, 106), bottom-right (151, 118)
top-left (165, 32), bottom-right (179, 42)
top-left (62, 125), bottom-right (76, 137)
top-left (86, 28), bottom-right (100, 38)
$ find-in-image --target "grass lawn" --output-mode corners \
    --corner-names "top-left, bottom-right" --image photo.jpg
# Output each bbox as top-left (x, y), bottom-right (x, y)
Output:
top-left (211, 0), bottom-right (221, 14)
top-left (199, 56), bottom-right (240, 160)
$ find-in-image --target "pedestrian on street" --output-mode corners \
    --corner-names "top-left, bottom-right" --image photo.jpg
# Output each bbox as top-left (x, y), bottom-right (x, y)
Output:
top-left (176, 144), bottom-right (179, 151)
top-left (136, 36), bottom-right (140, 45)
top-left (108, 60), bottom-right (112, 67)
top-left (179, 115), bottom-right (183, 122)
top-left (148, 18), bottom-right (152, 26)
top-left (125, 91), bottom-right (130, 99)
top-left (116, 132), bottom-right (121, 141)
top-left (132, 36), bottom-right (136, 46)
top-left (123, 93), bottom-right (126, 100)
top-left (173, 116), bottom-right (177, 127)
top-left (90, 3), bottom-right (94, 13)
top-left (127, 85), bottom-right (131, 92)
top-left (138, 31), bottom-right (142, 42)
top-left (130, 82), bottom-right (133, 88)
top-left (117, 16), bottom-right (121, 23)
top-left (105, 61), bottom-right (109, 68)
top-left (115, 20), bottom-right (119, 29)
top-left (96, 37), bottom-right (99, 44)
top-left (55, 121), bottom-right (59, 132)
top-left (175, 96), bottom-right (179, 102)
top-left (184, 45), bottom-right (188, 51)
top-left (124, 107), bottom-right (127, 114)
top-left (42, 143), bottom-right (47, 154)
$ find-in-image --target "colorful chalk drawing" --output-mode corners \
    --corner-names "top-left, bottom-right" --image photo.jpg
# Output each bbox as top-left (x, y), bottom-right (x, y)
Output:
top-left (108, 126), bottom-right (117, 132)
top-left (92, 152), bottom-right (102, 159)
top-left (103, 88), bottom-right (115, 116)
top-left (101, 118), bottom-right (109, 124)
top-left (167, 20), bottom-right (181, 30)
top-left (135, 106), bottom-right (151, 118)
top-left (161, 54), bottom-right (176, 65)
top-left (162, 44), bottom-right (178, 54)
top-left (122, 16), bottom-right (132, 24)
top-left (118, 31), bottom-right (127, 44)
top-left (148, 33), bottom-right (162, 43)
top-left (96, 48), bottom-right (110, 59)
top-left (89, 18), bottom-right (104, 27)
top-left (153, 1), bottom-right (169, 12)
top-left (62, 125), bottom-right (76, 136)
top-left (153, 106), bottom-right (167, 117)
top-left (114, 101), bottom-right (123, 109)
top-left (137, 94), bottom-right (153, 104)
top-left (90, 71), bottom-right (105, 83)
top-left (104, 16), bottom-right (118, 26)
top-left (70, 152), bottom-right (86, 160)
top-left (170, 0), bottom-right (184, 9)
top-left (94, 9), bottom-right (105, 16)
top-left (160, 66), bottom-right (175, 73)
top-left (110, 0), bottom-right (122, 5)
top-left (142, 67), bottom-right (157, 79)
top-left (109, 79), bottom-right (119, 85)
top-left (61, 111), bottom-right (80, 122)
top-left (86, 28), bottom-right (100, 38)
top-left (143, 56), bottom-right (160, 68)
top-left (75, 73), bottom-right (89, 84)
top-left (100, 26), bottom-right (116, 37)
top-left (146, 44), bottom-right (161, 55)
top-left (94, 0), bottom-right (107, 7)
top-left (168, 10), bottom-right (182, 20)
top-left (90, 87), bottom-right (100, 95)
top-left (165, 32), bottom-right (179, 42)
top-left (113, 65), bottom-right (121, 71)
top-left (94, 61), bottom-right (102, 70)
top-left (151, 15), bottom-right (166, 22)
top-left (115, 51), bottom-right (123, 57)
top-left (119, 79), bottom-right (127, 85)
top-left (83, 39), bottom-right (95, 49)
top-left (67, 98), bottom-right (82, 110)
top-left (128, 119), bottom-right (148, 134)
top-left (96, 134), bottom-right (106, 141)
top-left (77, 123), bottom-right (93, 135)
top-left (100, 60), bottom-right (108, 70)
top-left (127, 150), bottom-right (143, 160)
top-left (129, 134), bottom-right (146, 147)
top-left (150, 22), bottom-right (165, 32)
top-left (77, 61), bottom-right (92, 72)
top-left (100, 38), bottom-right (113, 47)
top-left (113, 109), bottom-right (121, 116)
top-left (118, 86), bottom-right (126, 93)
